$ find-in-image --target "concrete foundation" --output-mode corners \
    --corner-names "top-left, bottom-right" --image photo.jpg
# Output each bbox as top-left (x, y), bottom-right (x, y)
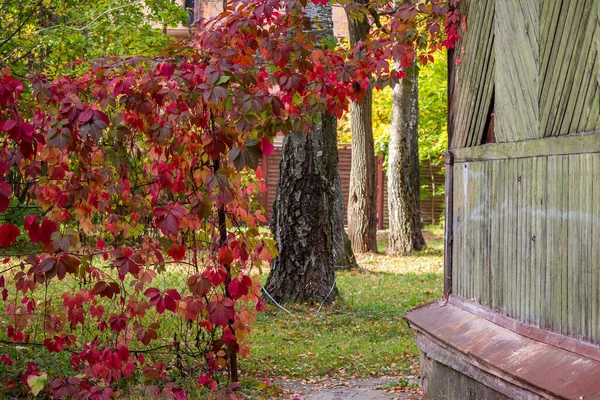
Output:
top-left (419, 351), bottom-right (507, 400)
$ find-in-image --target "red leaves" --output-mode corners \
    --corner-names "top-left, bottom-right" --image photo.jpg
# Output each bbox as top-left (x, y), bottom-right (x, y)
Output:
top-left (79, 109), bottom-right (109, 141)
top-left (112, 248), bottom-right (143, 276)
top-left (156, 62), bottom-right (175, 79)
top-left (188, 273), bottom-right (212, 296)
top-left (207, 298), bottom-right (235, 327)
top-left (144, 288), bottom-right (181, 314)
top-left (0, 182), bottom-right (10, 212)
top-left (43, 334), bottom-right (75, 353)
top-left (0, 71), bottom-right (24, 107)
top-left (0, 224), bottom-right (19, 248)
top-left (153, 204), bottom-right (187, 236)
top-left (227, 275), bottom-right (252, 300)
top-left (37, 254), bottom-right (80, 281)
top-left (92, 281), bottom-right (120, 299)
top-left (108, 313), bottom-right (128, 333)
top-left (24, 216), bottom-right (57, 247)
top-left (258, 136), bottom-right (275, 156)
top-left (218, 246), bottom-right (233, 266)
top-left (167, 244), bottom-right (186, 262)
top-left (135, 322), bottom-right (160, 346)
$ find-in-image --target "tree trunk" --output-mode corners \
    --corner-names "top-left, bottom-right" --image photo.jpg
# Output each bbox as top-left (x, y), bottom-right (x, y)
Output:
top-left (346, 4), bottom-right (378, 253)
top-left (266, 2), bottom-right (352, 303)
top-left (332, 173), bottom-right (358, 269)
top-left (266, 118), bottom-right (337, 303)
top-left (387, 67), bottom-right (426, 255)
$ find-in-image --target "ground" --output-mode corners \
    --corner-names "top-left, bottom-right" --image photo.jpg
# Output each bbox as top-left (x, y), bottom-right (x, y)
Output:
top-left (240, 227), bottom-right (444, 399)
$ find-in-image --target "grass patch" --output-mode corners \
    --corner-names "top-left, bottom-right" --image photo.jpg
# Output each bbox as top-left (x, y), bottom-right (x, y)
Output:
top-left (243, 227), bottom-right (444, 382)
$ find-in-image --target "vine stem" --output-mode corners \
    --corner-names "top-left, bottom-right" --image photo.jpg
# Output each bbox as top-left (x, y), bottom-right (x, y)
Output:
top-left (214, 150), bottom-right (238, 385)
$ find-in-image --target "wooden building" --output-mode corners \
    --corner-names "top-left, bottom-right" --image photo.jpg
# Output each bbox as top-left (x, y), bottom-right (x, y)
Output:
top-left (406, 0), bottom-right (600, 398)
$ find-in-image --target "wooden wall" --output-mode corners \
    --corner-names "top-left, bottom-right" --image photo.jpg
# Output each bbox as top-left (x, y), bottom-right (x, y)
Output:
top-left (449, 0), bottom-right (599, 148)
top-left (452, 138), bottom-right (600, 343)
top-left (447, 0), bottom-right (600, 343)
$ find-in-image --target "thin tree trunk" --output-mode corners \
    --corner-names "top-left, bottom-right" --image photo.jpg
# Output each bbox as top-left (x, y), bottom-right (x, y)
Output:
top-left (332, 173), bottom-right (358, 269)
top-left (265, 2), bottom-right (349, 303)
top-left (387, 67), bottom-right (426, 255)
top-left (346, 3), bottom-right (377, 253)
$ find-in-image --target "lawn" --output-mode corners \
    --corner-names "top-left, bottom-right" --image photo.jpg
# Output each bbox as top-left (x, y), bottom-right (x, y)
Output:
top-left (240, 226), bottom-right (444, 396)
top-left (0, 226), bottom-right (444, 398)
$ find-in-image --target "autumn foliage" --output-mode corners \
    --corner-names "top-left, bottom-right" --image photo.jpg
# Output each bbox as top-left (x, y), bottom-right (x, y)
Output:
top-left (0, 0), bottom-right (459, 397)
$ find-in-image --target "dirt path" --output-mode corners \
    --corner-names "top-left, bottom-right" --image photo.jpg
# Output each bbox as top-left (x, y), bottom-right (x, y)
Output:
top-left (278, 377), bottom-right (424, 400)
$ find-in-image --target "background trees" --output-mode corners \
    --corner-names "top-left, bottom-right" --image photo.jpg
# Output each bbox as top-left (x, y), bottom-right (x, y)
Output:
top-left (0, 0), bottom-right (188, 77)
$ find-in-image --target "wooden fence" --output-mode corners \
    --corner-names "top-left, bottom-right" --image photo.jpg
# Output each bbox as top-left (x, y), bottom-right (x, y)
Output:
top-left (258, 143), bottom-right (445, 228)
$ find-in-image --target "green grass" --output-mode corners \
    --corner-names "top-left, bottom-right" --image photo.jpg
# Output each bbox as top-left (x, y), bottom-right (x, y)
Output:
top-left (244, 270), bottom-right (441, 381)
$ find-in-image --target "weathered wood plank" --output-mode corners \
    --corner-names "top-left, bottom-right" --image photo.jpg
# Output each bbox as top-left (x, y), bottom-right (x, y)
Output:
top-left (533, 156), bottom-right (547, 327)
top-left (539, 0), bottom-right (584, 137)
top-left (546, 156), bottom-right (561, 332)
top-left (556, 0), bottom-right (597, 135)
top-left (444, 153), bottom-right (455, 296)
top-left (581, 154), bottom-right (594, 340)
top-left (466, 0), bottom-right (495, 147)
top-left (489, 160), bottom-right (503, 309)
top-left (452, 164), bottom-right (459, 294)
top-left (593, 154), bottom-right (600, 342)
top-left (483, 162), bottom-right (490, 305)
top-left (495, 0), bottom-right (539, 142)
top-left (560, 156), bottom-right (569, 336)
top-left (567, 155), bottom-right (581, 337)
top-left (453, 132), bottom-right (600, 162)
top-left (451, 0), bottom-right (495, 149)
top-left (509, 158), bottom-right (519, 318)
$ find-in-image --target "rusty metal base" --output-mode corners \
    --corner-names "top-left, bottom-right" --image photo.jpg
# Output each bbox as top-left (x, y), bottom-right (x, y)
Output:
top-left (407, 299), bottom-right (600, 399)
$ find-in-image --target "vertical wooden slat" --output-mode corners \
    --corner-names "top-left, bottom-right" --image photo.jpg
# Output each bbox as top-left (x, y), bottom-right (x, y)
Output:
top-left (489, 160), bottom-right (503, 309)
top-left (567, 155), bottom-right (580, 337)
top-left (508, 158), bottom-right (518, 317)
top-left (593, 154), bottom-right (600, 342)
top-left (560, 156), bottom-right (569, 336)
top-left (465, 162), bottom-right (473, 300)
top-left (533, 156), bottom-right (547, 327)
top-left (452, 163), bottom-right (463, 295)
top-left (546, 156), bottom-right (560, 331)
top-left (444, 152), bottom-right (455, 296)
top-left (581, 154), bottom-right (593, 340)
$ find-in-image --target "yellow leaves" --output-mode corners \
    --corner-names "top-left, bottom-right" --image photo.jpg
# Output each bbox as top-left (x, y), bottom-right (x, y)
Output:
top-left (27, 372), bottom-right (48, 396)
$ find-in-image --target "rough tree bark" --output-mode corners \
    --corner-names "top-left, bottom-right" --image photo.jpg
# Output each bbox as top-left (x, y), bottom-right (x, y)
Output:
top-left (346, 3), bottom-right (378, 253)
top-left (387, 67), bottom-right (426, 255)
top-left (265, 2), bottom-right (354, 304)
